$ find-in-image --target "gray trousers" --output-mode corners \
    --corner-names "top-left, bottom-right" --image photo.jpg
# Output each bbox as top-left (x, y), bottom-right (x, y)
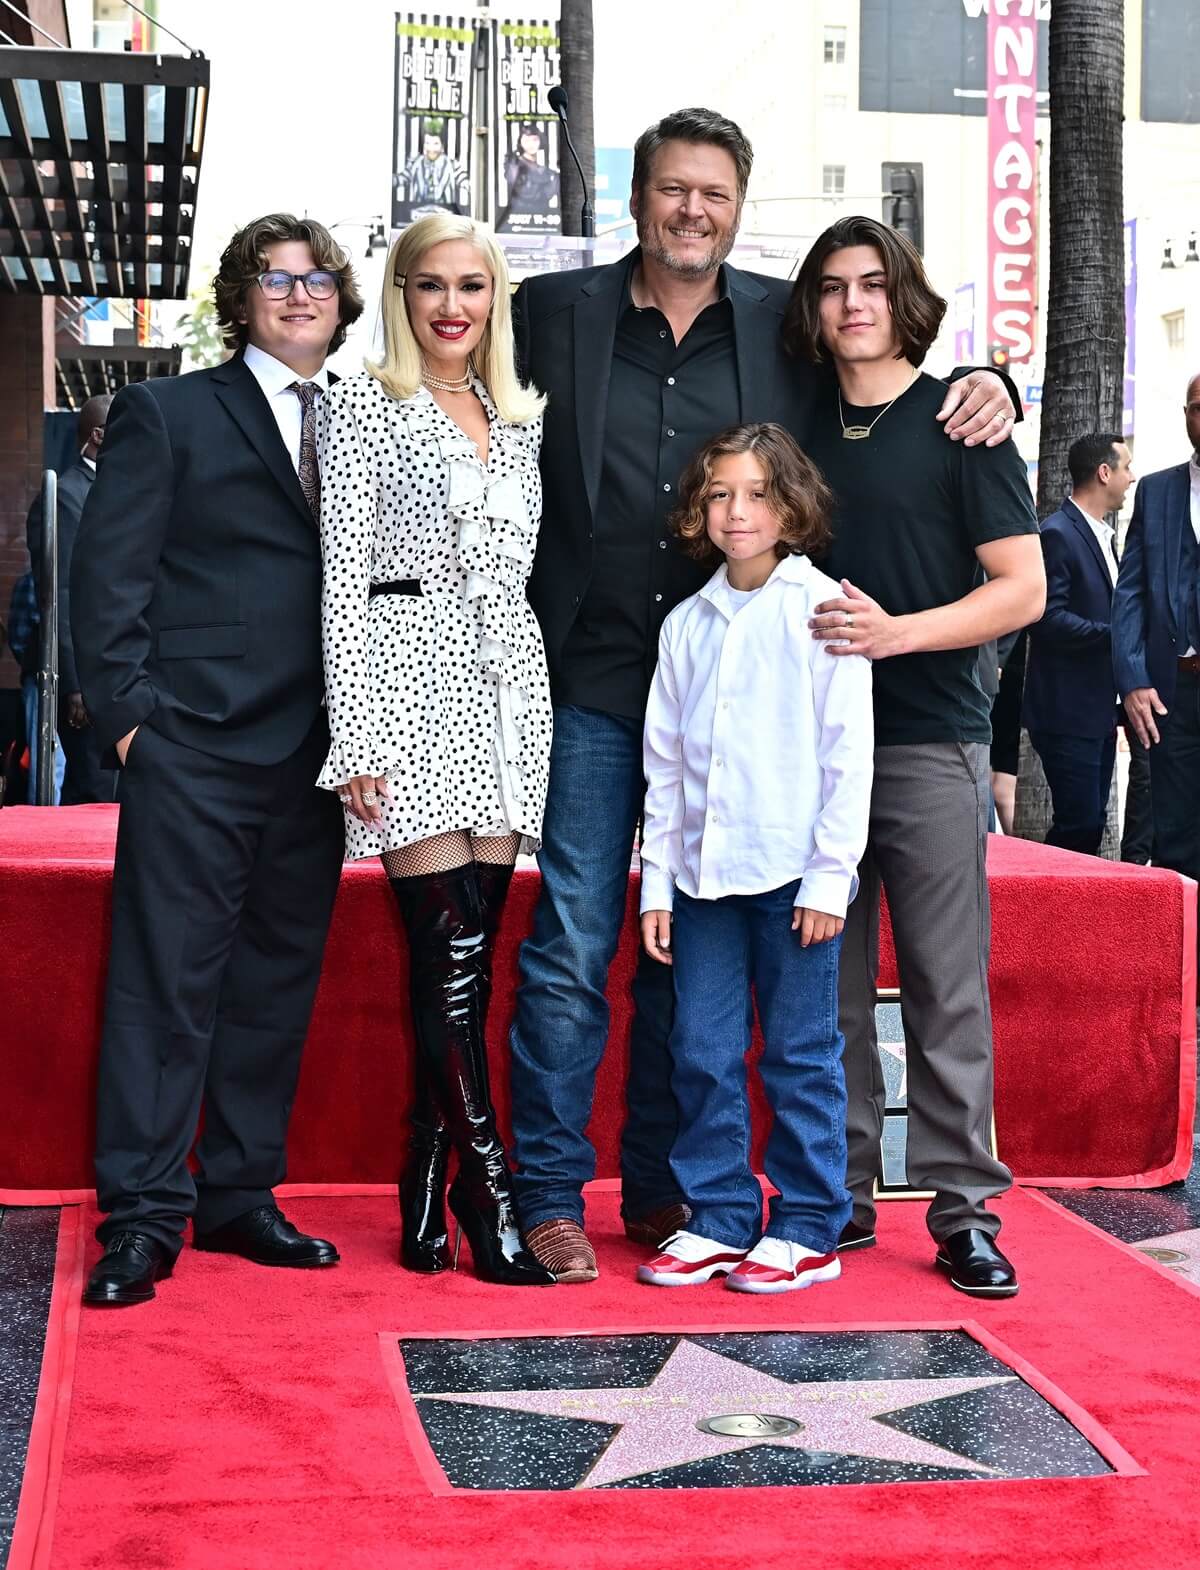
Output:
top-left (839, 742), bottom-right (1012, 1242)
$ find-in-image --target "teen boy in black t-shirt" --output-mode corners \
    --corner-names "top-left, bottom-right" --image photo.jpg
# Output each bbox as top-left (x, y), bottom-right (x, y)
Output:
top-left (785, 216), bottom-right (1044, 1298)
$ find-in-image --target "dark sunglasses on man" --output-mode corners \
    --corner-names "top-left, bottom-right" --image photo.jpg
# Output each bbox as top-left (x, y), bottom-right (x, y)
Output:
top-left (255, 269), bottom-right (340, 300)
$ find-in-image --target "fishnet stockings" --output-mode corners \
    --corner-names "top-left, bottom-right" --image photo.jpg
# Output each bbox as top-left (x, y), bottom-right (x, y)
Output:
top-left (381, 830), bottom-right (520, 879)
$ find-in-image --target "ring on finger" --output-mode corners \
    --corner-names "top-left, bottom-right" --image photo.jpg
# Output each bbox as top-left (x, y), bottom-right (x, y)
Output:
top-left (361, 789), bottom-right (379, 806)
top-left (844, 612), bottom-right (854, 627)
top-left (338, 792), bottom-right (352, 804)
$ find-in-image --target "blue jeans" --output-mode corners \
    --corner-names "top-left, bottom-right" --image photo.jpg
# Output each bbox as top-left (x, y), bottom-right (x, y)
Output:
top-left (669, 883), bottom-right (851, 1255)
top-left (1028, 728), bottom-right (1117, 856)
top-left (21, 675), bottom-right (63, 804)
top-left (510, 706), bottom-right (683, 1229)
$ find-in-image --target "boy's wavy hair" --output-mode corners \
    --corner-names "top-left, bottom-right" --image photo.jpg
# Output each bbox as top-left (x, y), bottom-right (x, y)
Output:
top-left (671, 423), bottom-right (834, 567)
top-left (213, 213), bottom-right (365, 356)
top-left (783, 214), bottom-right (946, 368)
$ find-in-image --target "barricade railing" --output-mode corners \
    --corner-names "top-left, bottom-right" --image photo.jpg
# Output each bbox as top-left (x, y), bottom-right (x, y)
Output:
top-left (35, 468), bottom-right (58, 805)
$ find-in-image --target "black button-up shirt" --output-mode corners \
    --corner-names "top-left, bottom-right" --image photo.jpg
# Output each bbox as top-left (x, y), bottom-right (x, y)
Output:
top-left (556, 268), bottom-right (741, 719)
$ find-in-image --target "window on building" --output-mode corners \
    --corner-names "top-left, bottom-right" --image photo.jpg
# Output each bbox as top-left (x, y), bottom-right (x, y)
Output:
top-left (823, 93), bottom-right (848, 111)
top-left (1165, 310), bottom-right (1186, 351)
top-left (822, 164), bottom-right (846, 196)
top-left (824, 26), bottom-right (847, 65)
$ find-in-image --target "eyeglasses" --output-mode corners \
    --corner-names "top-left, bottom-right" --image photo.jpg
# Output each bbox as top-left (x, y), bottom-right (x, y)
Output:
top-left (254, 269), bottom-right (340, 300)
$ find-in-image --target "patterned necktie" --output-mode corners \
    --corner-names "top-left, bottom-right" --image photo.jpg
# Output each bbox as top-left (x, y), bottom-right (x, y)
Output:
top-left (290, 380), bottom-right (321, 522)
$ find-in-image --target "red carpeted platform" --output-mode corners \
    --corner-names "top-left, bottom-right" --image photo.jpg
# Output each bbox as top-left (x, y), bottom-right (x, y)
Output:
top-left (0, 805), bottom-right (1195, 1196)
top-left (9, 1186), bottom-right (1200, 1570)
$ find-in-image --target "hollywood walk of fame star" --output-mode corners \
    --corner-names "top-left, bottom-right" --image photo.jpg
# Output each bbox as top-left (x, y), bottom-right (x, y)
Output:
top-left (418, 1337), bottom-right (1015, 1488)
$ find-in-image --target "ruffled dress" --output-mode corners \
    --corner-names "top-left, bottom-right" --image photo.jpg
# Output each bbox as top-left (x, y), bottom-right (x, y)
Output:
top-left (315, 371), bottom-right (552, 862)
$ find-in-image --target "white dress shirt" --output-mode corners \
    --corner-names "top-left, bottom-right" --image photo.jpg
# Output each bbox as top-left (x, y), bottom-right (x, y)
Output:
top-left (1191, 456), bottom-right (1200, 544)
top-left (1073, 500), bottom-right (1118, 587)
top-left (242, 342), bottom-right (329, 472)
top-left (641, 552), bottom-right (874, 920)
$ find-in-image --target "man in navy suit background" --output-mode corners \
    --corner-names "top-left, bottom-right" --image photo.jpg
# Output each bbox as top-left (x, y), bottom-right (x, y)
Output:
top-left (1113, 374), bottom-right (1200, 931)
top-left (1024, 433), bottom-right (1134, 855)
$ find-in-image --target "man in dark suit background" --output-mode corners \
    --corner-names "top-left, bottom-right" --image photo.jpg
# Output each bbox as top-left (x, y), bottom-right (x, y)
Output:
top-left (1114, 373), bottom-right (1200, 945)
top-left (1024, 432), bottom-right (1134, 855)
top-left (26, 394), bottom-right (116, 804)
top-left (507, 105), bottom-right (1021, 1283)
top-left (72, 214), bottom-right (363, 1307)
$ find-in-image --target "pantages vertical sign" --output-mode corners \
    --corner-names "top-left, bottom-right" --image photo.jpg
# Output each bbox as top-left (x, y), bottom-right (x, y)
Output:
top-left (986, 0), bottom-right (1039, 364)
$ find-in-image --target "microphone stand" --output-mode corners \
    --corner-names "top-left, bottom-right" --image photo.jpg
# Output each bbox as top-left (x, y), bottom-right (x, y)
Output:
top-left (548, 86), bottom-right (594, 267)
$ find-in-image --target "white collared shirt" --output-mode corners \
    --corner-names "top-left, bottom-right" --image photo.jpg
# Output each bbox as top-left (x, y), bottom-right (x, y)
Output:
top-left (1072, 499), bottom-right (1118, 587)
top-left (242, 342), bottom-right (329, 472)
top-left (82, 455), bottom-right (96, 473)
top-left (640, 553), bottom-right (874, 920)
top-left (1190, 456), bottom-right (1200, 544)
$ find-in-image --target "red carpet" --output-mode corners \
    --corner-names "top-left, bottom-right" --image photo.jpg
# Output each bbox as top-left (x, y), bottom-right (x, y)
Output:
top-left (10, 1185), bottom-right (1200, 1570)
top-left (0, 805), bottom-right (1195, 1194)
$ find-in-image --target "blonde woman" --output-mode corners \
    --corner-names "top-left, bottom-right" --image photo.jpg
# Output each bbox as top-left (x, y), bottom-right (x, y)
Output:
top-left (317, 215), bottom-right (553, 1286)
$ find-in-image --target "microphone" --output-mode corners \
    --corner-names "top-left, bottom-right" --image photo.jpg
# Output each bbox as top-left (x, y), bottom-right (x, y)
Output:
top-left (548, 84), bottom-right (595, 238)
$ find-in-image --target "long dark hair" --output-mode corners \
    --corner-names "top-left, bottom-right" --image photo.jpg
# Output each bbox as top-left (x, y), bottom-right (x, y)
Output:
top-left (783, 215), bottom-right (946, 368)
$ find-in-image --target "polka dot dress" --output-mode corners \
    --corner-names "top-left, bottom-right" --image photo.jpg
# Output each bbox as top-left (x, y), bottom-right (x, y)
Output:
top-left (315, 370), bottom-right (552, 863)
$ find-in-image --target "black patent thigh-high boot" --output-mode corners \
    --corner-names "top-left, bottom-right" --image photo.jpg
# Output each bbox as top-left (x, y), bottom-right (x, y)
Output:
top-left (388, 863), bottom-right (553, 1286)
top-left (392, 863), bottom-right (515, 1274)
top-left (397, 1066), bottom-right (451, 1272)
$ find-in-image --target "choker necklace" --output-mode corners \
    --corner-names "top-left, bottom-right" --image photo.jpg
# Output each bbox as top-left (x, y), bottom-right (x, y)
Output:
top-left (422, 362), bottom-right (472, 394)
top-left (838, 367), bottom-right (919, 440)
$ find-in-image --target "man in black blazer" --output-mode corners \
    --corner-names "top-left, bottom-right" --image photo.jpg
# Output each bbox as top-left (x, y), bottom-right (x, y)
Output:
top-left (507, 105), bottom-right (1020, 1282)
top-left (1114, 373), bottom-right (1200, 950)
top-left (26, 394), bottom-right (116, 804)
top-left (1024, 433), bottom-right (1134, 855)
top-left (72, 215), bottom-right (363, 1306)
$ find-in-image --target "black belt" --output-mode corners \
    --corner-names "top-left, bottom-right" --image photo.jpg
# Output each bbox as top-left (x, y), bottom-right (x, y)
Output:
top-left (368, 579), bottom-right (422, 599)
top-left (1179, 654), bottom-right (1200, 675)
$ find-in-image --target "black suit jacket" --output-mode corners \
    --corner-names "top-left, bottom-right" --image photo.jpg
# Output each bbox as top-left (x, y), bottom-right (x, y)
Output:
top-left (512, 249), bottom-right (818, 687)
top-left (72, 355), bottom-right (328, 767)
top-left (26, 458), bottom-right (94, 696)
top-left (1023, 496), bottom-right (1120, 738)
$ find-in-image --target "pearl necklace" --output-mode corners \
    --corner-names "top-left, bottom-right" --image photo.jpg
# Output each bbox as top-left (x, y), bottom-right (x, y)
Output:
top-left (422, 361), bottom-right (472, 394)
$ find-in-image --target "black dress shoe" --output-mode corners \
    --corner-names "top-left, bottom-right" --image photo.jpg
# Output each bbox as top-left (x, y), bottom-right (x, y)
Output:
top-left (935, 1228), bottom-right (1018, 1298)
top-left (837, 1220), bottom-right (877, 1252)
top-left (193, 1206), bottom-right (339, 1267)
top-left (84, 1232), bottom-right (173, 1307)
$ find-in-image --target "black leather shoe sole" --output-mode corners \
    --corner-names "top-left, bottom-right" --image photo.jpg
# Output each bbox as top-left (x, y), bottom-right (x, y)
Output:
top-left (837, 1228), bottom-right (877, 1252)
top-left (191, 1239), bottom-right (340, 1267)
top-left (934, 1253), bottom-right (1019, 1298)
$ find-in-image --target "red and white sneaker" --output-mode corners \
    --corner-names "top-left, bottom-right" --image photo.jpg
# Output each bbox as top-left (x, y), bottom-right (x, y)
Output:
top-left (725, 1236), bottom-right (841, 1294)
top-left (636, 1230), bottom-right (749, 1286)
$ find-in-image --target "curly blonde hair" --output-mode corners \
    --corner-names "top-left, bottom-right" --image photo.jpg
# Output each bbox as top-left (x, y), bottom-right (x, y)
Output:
top-left (671, 423), bottom-right (833, 566)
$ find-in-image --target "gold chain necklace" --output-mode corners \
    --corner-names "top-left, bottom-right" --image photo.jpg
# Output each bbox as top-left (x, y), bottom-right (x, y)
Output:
top-left (838, 368), bottom-right (919, 440)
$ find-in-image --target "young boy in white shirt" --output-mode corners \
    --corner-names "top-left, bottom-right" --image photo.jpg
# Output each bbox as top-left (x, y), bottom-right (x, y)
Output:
top-left (638, 422), bottom-right (873, 1292)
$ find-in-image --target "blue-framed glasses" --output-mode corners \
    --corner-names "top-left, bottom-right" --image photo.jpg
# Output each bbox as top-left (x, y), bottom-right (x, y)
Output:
top-left (255, 269), bottom-right (340, 300)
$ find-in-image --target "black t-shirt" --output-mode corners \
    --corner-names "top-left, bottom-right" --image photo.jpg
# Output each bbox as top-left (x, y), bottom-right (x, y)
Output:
top-left (807, 373), bottom-right (1039, 747)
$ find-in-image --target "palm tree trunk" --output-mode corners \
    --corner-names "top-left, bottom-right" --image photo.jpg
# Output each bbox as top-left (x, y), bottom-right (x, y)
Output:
top-left (1036, 0), bottom-right (1126, 514)
top-left (1015, 0), bottom-right (1125, 850)
top-left (557, 0), bottom-right (595, 237)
